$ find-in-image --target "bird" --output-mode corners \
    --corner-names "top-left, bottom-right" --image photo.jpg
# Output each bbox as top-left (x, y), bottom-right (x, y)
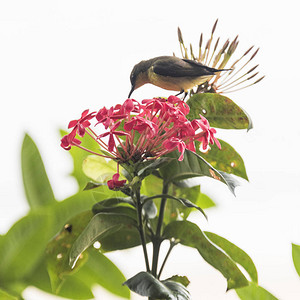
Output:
top-left (128, 55), bottom-right (230, 99)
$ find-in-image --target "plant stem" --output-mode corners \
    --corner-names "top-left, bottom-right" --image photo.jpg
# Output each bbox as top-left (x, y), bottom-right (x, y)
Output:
top-left (151, 182), bottom-right (169, 277)
top-left (136, 189), bottom-right (151, 272)
top-left (158, 240), bottom-right (176, 279)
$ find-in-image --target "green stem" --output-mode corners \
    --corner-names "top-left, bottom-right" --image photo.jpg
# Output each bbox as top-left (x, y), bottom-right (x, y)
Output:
top-left (158, 240), bottom-right (176, 279)
top-left (151, 182), bottom-right (169, 277)
top-left (136, 189), bottom-right (151, 272)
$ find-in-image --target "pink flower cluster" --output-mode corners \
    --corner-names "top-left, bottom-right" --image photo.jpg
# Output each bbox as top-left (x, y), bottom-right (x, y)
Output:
top-left (61, 96), bottom-right (220, 164)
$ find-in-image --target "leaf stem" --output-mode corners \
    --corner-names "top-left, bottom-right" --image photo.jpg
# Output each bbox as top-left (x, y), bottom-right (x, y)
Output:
top-left (136, 189), bottom-right (151, 272)
top-left (158, 239), bottom-right (177, 279)
top-left (151, 182), bottom-right (169, 277)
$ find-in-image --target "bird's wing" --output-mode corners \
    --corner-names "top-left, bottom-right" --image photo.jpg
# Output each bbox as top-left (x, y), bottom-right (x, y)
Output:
top-left (182, 59), bottom-right (231, 72)
top-left (152, 57), bottom-right (219, 77)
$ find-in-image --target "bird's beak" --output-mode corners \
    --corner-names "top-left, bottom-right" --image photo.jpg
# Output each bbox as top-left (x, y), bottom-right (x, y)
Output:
top-left (128, 85), bottom-right (135, 98)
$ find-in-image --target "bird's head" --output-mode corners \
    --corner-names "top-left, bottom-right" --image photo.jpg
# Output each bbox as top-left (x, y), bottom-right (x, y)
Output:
top-left (128, 60), bottom-right (150, 98)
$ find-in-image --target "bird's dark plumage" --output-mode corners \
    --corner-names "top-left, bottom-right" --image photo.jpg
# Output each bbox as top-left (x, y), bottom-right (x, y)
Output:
top-left (152, 56), bottom-right (220, 77)
top-left (129, 56), bottom-right (229, 98)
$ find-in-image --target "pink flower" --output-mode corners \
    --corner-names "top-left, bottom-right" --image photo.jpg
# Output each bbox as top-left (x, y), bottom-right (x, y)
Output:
top-left (61, 96), bottom-right (221, 162)
top-left (142, 98), bottom-right (165, 109)
top-left (167, 95), bottom-right (190, 115)
top-left (134, 117), bottom-right (158, 137)
top-left (96, 106), bottom-right (115, 129)
top-left (98, 121), bottom-right (128, 152)
top-left (124, 117), bottom-right (158, 138)
top-left (193, 116), bottom-right (221, 150)
top-left (60, 129), bottom-right (81, 150)
top-left (122, 99), bottom-right (140, 114)
top-left (107, 173), bottom-right (127, 189)
top-left (167, 95), bottom-right (181, 104)
top-left (123, 118), bottom-right (137, 131)
top-left (68, 109), bottom-right (96, 137)
top-left (177, 121), bottom-right (195, 139)
top-left (160, 101), bottom-right (188, 124)
top-left (163, 137), bottom-right (186, 161)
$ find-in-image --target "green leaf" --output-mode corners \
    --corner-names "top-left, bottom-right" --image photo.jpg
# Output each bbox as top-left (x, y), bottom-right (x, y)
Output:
top-left (84, 181), bottom-right (105, 190)
top-left (58, 276), bottom-right (94, 299)
top-left (91, 206), bottom-right (142, 252)
top-left (186, 93), bottom-right (252, 130)
top-left (204, 232), bottom-right (257, 283)
top-left (236, 282), bottom-right (279, 300)
top-left (60, 130), bottom-right (101, 189)
top-left (0, 211), bottom-right (53, 282)
top-left (172, 196), bottom-right (207, 219)
top-left (160, 149), bottom-right (238, 194)
top-left (0, 191), bottom-right (96, 289)
top-left (141, 174), bottom-right (163, 197)
top-left (73, 249), bottom-right (130, 299)
top-left (28, 250), bottom-right (129, 299)
top-left (27, 256), bottom-right (98, 300)
top-left (292, 243), bottom-right (300, 277)
top-left (141, 176), bottom-right (187, 223)
top-left (162, 280), bottom-right (190, 299)
top-left (46, 211), bottom-right (93, 293)
top-left (21, 134), bottom-right (56, 209)
top-left (92, 197), bottom-right (135, 213)
top-left (29, 262), bottom-right (95, 300)
top-left (1, 132), bottom-right (129, 299)
top-left (24, 258), bottom-right (58, 295)
top-left (163, 221), bottom-right (248, 290)
top-left (162, 184), bottom-right (215, 221)
top-left (52, 190), bottom-right (97, 232)
top-left (173, 185), bottom-right (215, 209)
top-left (123, 271), bottom-right (190, 299)
top-left (137, 157), bottom-right (172, 179)
top-left (98, 224), bottom-right (142, 252)
top-left (0, 288), bottom-right (19, 300)
top-left (200, 139), bottom-right (248, 181)
top-left (165, 275), bottom-right (190, 287)
top-left (69, 212), bottom-right (137, 268)
top-left (195, 193), bottom-right (215, 209)
top-left (92, 206), bottom-right (137, 220)
top-left (144, 194), bottom-right (207, 219)
top-left (0, 282), bottom-right (26, 299)
top-left (45, 210), bottom-right (130, 298)
top-left (90, 184), bottom-right (124, 202)
top-left (82, 155), bottom-right (118, 182)
top-left (183, 194), bottom-right (214, 219)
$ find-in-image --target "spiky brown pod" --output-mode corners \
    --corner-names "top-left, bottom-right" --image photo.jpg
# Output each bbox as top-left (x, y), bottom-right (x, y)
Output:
top-left (177, 19), bottom-right (264, 95)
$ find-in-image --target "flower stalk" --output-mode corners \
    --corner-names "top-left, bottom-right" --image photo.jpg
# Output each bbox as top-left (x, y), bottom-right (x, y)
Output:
top-left (135, 186), bottom-right (151, 272)
top-left (151, 182), bottom-right (169, 278)
top-left (158, 238), bottom-right (178, 279)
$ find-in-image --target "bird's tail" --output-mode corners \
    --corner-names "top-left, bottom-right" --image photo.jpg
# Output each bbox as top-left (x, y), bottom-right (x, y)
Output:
top-left (202, 65), bottom-right (232, 74)
top-left (217, 68), bottom-right (232, 72)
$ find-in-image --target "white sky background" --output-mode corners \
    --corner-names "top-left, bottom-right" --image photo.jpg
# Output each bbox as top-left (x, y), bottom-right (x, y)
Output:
top-left (1, 0), bottom-right (300, 299)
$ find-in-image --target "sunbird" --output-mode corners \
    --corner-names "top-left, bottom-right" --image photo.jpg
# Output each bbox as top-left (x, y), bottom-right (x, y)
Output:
top-left (128, 56), bottom-right (230, 99)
